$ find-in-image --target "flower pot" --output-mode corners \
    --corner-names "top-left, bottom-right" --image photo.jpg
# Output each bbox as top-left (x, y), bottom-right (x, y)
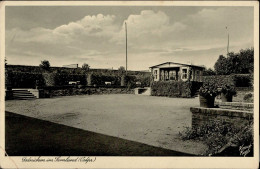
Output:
top-left (199, 95), bottom-right (215, 108)
top-left (221, 93), bottom-right (233, 102)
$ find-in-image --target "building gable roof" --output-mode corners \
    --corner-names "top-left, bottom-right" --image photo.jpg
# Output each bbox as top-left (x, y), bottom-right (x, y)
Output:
top-left (149, 62), bottom-right (205, 69)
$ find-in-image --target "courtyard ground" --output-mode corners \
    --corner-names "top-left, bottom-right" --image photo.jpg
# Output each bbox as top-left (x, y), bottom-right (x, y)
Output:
top-left (5, 94), bottom-right (207, 155)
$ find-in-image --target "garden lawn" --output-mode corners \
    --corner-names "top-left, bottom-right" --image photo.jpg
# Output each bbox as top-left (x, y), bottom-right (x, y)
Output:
top-left (5, 94), bottom-right (207, 155)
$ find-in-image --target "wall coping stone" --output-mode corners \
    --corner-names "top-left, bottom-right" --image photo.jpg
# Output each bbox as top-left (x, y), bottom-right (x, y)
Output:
top-left (190, 107), bottom-right (253, 119)
top-left (215, 101), bottom-right (254, 108)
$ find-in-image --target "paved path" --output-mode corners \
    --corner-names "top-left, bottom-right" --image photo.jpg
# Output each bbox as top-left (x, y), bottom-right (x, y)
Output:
top-left (6, 111), bottom-right (194, 156)
top-left (5, 94), bottom-right (207, 155)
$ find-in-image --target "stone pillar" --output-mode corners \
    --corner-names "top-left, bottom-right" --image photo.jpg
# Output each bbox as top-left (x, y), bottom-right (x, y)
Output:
top-left (121, 75), bottom-right (126, 87)
top-left (87, 74), bottom-right (93, 86)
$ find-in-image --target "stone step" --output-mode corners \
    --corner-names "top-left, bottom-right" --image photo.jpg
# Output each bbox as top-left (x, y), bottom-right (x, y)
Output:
top-left (12, 90), bottom-right (36, 100)
top-left (12, 97), bottom-right (36, 100)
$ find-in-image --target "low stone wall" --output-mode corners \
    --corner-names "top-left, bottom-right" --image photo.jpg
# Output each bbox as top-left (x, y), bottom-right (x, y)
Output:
top-left (190, 107), bottom-right (253, 129)
top-left (215, 101), bottom-right (254, 111)
top-left (43, 87), bottom-right (134, 97)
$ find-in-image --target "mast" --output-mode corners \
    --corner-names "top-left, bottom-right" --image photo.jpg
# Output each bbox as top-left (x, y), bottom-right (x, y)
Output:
top-left (125, 22), bottom-right (128, 75)
top-left (226, 26), bottom-right (229, 56)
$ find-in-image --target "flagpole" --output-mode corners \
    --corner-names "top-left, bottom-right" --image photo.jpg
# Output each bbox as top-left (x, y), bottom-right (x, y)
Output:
top-left (125, 22), bottom-right (128, 75)
top-left (226, 26), bottom-right (229, 56)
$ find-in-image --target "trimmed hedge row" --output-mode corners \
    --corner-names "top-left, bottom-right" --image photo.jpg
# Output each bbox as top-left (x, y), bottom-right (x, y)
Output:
top-left (6, 71), bottom-right (151, 88)
top-left (90, 74), bottom-right (121, 86)
top-left (6, 71), bottom-right (45, 88)
top-left (202, 74), bottom-right (253, 88)
top-left (151, 81), bottom-right (202, 98)
top-left (233, 74), bottom-right (253, 87)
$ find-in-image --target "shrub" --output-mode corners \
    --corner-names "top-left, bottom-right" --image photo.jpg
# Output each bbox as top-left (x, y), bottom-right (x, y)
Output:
top-left (179, 121), bottom-right (253, 156)
top-left (199, 81), bottom-right (219, 98)
top-left (220, 84), bottom-right (237, 97)
top-left (243, 93), bottom-right (253, 103)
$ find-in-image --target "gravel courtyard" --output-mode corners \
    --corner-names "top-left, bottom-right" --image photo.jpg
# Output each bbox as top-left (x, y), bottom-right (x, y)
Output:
top-left (5, 94), bottom-right (207, 155)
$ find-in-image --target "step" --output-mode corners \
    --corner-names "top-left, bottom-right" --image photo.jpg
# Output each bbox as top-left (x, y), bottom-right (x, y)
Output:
top-left (13, 90), bottom-right (29, 93)
top-left (13, 90), bottom-right (31, 92)
top-left (11, 89), bottom-right (37, 100)
top-left (13, 95), bottom-right (35, 98)
top-left (13, 96), bottom-right (36, 98)
top-left (12, 97), bottom-right (36, 100)
top-left (13, 93), bottom-right (35, 96)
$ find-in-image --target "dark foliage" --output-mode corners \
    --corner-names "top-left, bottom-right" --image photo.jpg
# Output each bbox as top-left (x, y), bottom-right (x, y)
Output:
top-left (82, 63), bottom-right (90, 72)
top-left (203, 68), bottom-right (216, 76)
top-left (243, 93), bottom-right (253, 103)
top-left (214, 48), bottom-right (254, 75)
top-left (39, 60), bottom-right (51, 71)
top-left (6, 72), bottom-right (45, 88)
top-left (233, 74), bottom-right (253, 87)
top-left (179, 121), bottom-right (253, 156)
top-left (151, 81), bottom-right (202, 98)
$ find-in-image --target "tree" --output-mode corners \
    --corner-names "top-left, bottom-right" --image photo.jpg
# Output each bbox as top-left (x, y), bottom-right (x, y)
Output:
top-left (39, 60), bottom-right (50, 71)
top-left (203, 68), bottom-right (216, 76)
top-left (214, 48), bottom-right (254, 75)
top-left (118, 66), bottom-right (125, 76)
top-left (82, 63), bottom-right (90, 72)
top-left (214, 55), bottom-right (229, 75)
top-left (226, 52), bottom-right (241, 74)
top-left (238, 48), bottom-right (254, 73)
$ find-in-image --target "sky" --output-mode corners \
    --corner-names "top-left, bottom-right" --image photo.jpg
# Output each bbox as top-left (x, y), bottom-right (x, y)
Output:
top-left (5, 6), bottom-right (254, 70)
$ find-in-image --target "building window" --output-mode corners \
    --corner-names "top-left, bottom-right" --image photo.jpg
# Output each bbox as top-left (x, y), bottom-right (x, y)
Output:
top-left (199, 71), bottom-right (202, 82)
top-left (196, 70), bottom-right (200, 81)
top-left (169, 70), bottom-right (176, 80)
top-left (165, 71), bottom-right (169, 80)
top-left (154, 70), bottom-right (158, 79)
top-left (182, 69), bottom-right (187, 79)
top-left (161, 70), bottom-right (165, 81)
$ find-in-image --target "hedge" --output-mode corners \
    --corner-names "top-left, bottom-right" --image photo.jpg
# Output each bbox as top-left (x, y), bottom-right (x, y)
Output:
top-left (54, 73), bottom-right (87, 86)
top-left (151, 81), bottom-right (202, 98)
top-left (91, 74), bottom-right (121, 86)
top-left (42, 73), bottom-right (87, 87)
top-left (6, 71), bottom-right (45, 88)
top-left (6, 71), bottom-right (151, 89)
top-left (233, 74), bottom-right (253, 87)
top-left (202, 74), bottom-right (253, 88)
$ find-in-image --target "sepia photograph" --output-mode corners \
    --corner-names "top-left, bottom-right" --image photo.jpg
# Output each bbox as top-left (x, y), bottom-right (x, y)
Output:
top-left (0, 1), bottom-right (259, 168)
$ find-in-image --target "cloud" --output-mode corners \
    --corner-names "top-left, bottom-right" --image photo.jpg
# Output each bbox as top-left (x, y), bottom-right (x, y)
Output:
top-left (112, 10), bottom-right (186, 45)
top-left (54, 14), bottom-right (118, 38)
top-left (5, 8), bottom-right (254, 69)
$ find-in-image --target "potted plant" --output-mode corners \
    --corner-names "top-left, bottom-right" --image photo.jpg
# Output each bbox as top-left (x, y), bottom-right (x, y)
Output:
top-left (199, 82), bottom-right (219, 108)
top-left (220, 84), bottom-right (237, 102)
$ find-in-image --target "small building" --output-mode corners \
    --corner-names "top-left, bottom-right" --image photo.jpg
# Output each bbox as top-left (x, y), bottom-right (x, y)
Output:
top-left (150, 62), bottom-right (205, 82)
top-left (62, 64), bottom-right (78, 68)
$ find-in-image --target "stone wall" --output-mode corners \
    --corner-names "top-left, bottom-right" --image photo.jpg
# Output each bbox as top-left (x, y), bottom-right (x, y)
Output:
top-left (190, 107), bottom-right (253, 129)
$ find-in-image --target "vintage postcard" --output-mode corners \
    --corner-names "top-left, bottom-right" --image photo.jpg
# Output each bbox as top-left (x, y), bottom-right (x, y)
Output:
top-left (0, 1), bottom-right (259, 168)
